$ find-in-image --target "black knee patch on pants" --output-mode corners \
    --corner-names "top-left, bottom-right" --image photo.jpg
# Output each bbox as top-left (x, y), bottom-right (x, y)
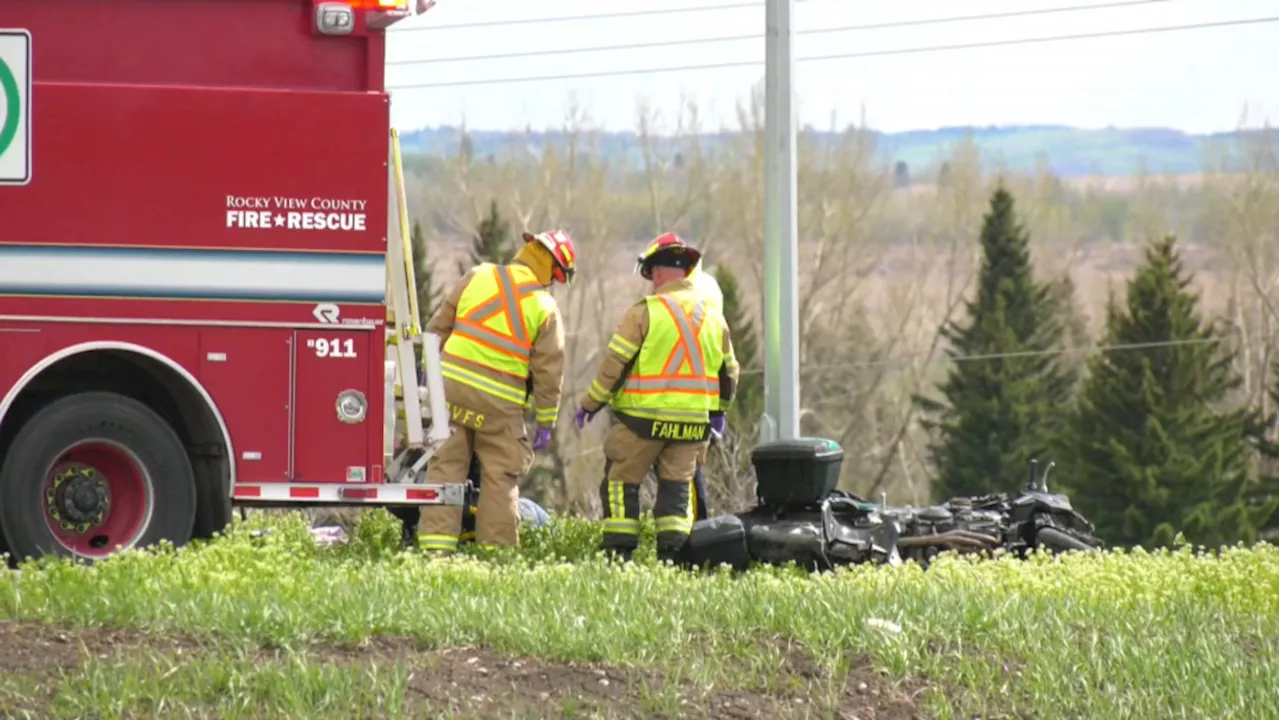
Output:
top-left (653, 479), bottom-right (693, 552)
top-left (599, 461), bottom-right (642, 551)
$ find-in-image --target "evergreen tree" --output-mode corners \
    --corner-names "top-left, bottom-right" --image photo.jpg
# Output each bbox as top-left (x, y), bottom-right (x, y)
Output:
top-left (1243, 363), bottom-right (1278, 541)
top-left (409, 219), bottom-right (443, 329)
top-left (1047, 270), bottom-right (1092, 378)
top-left (1059, 236), bottom-right (1275, 548)
top-left (713, 264), bottom-right (763, 428)
top-left (463, 199), bottom-right (514, 271)
top-left (700, 263), bottom-right (764, 511)
top-left (915, 185), bottom-right (1076, 500)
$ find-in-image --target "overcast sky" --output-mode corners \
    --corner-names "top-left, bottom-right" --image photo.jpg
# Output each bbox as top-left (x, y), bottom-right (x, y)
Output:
top-left (382, 0), bottom-right (1278, 135)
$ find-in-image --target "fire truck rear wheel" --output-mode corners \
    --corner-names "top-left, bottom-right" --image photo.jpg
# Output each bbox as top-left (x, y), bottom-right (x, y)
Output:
top-left (0, 391), bottom-right (197, 563)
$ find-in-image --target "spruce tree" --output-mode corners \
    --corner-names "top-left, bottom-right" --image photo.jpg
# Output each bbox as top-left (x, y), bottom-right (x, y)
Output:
top-left (409, 219), bottom-right (443, 328)
top-left (1059, 236), bottom-right (1275, 548)
top-left (915, 185), bottom-right (1076, 500)
top-left (1046, 270), bottom-right (1092, 380)
top-left (466, 198), bottom-right (514, 269)
top-left (702, 263), bottom-right (764, 510)
top-left (713, 264), bottom-right (763, 429)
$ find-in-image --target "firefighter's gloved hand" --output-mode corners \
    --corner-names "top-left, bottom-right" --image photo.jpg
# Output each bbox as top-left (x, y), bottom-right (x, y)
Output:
top-left (709, 414), bottom-right (726, 438)
top-left (574, 406), bottom-right (597, 430)
top-left (532, 427), bottom-right (552, 451)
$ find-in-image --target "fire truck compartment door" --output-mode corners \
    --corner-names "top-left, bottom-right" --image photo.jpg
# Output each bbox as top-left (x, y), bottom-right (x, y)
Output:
top-left (291, 328), bottom-right (372, 483)
top-left (199, 329), bottom-right (291, 482)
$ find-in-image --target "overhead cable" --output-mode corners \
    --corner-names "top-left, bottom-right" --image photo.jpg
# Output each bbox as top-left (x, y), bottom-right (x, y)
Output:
top-left (387, 16), bottom-right (1278, 90)
top-left (736, 335), bottom-right (1241, 376)
top-left (389, 0), bottom-right (813, 32)
top-left (388, 0), bottom-right (1173, 66)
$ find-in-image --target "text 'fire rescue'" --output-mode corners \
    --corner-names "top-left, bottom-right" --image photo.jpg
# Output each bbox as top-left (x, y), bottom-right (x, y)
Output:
top-left (225, 195), bottom-right (368, 231)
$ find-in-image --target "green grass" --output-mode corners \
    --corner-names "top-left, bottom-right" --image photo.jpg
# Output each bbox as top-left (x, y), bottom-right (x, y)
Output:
top-left (5, 650), bottom-right (421, 720)
top-left (1, 509), bottom-right (1276, 719)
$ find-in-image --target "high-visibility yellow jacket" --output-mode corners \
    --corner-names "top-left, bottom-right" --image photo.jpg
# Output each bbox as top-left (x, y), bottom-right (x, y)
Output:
top-left (426, 261), bottom-right (565, 428)
top-left (580, 277), bottom-right (739, 441)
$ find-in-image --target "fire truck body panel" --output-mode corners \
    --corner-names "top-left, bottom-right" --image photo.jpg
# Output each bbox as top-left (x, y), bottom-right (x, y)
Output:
top-left (0, 0), bottom-right (447, 563)
top-left (3, 0), bottom-right (388, 93)
top-left (2, 82), bottom-right (391, 276)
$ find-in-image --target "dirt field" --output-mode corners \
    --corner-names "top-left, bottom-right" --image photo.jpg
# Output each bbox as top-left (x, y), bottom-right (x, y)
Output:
top-left (0, 620), bottom-right (930, 719)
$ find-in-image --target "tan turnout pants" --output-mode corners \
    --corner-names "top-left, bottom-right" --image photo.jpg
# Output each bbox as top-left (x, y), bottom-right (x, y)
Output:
top-left (417, 396), bottom-right (533, 552)
top-left (599, 421), bottom-right (708, 559)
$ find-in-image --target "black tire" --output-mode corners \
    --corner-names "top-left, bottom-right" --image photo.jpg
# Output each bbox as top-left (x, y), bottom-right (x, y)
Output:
top-left (0, 391), bottom-right (197, 563)
top-left (1035, 526), bottom-right (1095, 554)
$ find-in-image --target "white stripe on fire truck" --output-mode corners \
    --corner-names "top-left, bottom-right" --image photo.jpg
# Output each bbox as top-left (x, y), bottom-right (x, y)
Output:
top-left (0, 245), bottom-right (385, 303)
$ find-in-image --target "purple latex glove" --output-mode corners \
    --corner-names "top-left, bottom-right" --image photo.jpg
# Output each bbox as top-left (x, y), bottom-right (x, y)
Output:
top-left (709, 414), bottom-right (726, 437)
top-left (532, 427), bottom-right (552, 451)
top-left (574, 406), bottom-right (598, 430)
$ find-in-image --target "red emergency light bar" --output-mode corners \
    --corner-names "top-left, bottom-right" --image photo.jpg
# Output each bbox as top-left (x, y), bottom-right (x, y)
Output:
top-left (342, 0), bottom-right (408, 10)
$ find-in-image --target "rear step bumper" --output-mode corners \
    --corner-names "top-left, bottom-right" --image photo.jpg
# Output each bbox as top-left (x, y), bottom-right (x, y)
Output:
top-left (232, 482), bottom-right (465, 505)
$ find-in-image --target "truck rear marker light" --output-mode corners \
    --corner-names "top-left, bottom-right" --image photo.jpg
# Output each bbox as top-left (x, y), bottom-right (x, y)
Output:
top-left (316, 3), bottom-right (356, 35)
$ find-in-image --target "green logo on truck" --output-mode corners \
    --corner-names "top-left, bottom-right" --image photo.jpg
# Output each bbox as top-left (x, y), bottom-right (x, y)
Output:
top-left (0, 29), bottom-right (32, 186)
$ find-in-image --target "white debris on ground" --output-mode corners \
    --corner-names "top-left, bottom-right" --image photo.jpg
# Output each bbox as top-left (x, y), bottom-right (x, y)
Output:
top-left (309, 526), bottom-right (349, 545)
top-left (864, 617), bottom-right (904, 635)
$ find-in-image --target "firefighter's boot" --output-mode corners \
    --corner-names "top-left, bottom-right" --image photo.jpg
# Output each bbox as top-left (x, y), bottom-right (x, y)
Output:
top-left (654, 478), bottom-right (694, 565)
top-left (417, 426), bottom-right (475, 553)
top-left (598, 470), bottom-right (642, 558)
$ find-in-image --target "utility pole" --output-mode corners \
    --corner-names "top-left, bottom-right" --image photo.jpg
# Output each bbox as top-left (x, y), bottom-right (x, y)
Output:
top-left (759, 0), bottom-right (801, 443)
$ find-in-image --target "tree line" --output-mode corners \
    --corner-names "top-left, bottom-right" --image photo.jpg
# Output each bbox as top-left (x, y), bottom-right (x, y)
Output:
top-left (914, 185), bottom-right (1276, 549)
top-left (401, 103), bottom-right (1277, 550)
top-left (409, 183), bottom-right (1276, 551)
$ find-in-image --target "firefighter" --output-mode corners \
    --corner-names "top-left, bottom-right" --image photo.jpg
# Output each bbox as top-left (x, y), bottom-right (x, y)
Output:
top-left (416, 229), bottom-right (578, 553)
top-left (633, 234), bottom-right (725, 521)
top-left (578, 234), bottom-right (739, 563)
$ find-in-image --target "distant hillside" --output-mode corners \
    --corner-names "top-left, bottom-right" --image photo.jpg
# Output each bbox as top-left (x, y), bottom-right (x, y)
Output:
top-left (398, 124), bottom-right (1278, 178)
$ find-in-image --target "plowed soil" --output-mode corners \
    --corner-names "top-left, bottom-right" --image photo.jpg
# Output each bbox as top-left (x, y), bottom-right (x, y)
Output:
top-left (0, 620), bottom-right (931, 719)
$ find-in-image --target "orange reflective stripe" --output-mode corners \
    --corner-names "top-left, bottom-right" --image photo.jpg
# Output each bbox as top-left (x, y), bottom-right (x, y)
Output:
top-left (618, 378), bottom-right (719, 396)
top-left (494, 266), bottom-right (530, 345)
top-left (452, 318), bottom-right (532, 358)
top-left (656, 296), bottom-right (706, 378)
top-left (467, 279), bottom-right (543, 323)
top-left (619, 295), bottom-right (718, 397)
top-left (456, 267), bottom-right (544, 357)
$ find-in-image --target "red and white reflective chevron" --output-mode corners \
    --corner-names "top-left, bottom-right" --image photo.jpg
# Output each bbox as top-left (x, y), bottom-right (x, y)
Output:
top-left (232, 483), bottom-right (457, 504)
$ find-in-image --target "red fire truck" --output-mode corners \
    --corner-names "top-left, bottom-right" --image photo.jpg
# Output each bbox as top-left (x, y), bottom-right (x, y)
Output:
top-left (0, 0), bottom-right (461, 564)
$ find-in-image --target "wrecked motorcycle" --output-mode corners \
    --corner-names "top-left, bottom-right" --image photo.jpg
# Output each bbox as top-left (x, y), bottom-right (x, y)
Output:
top-left (680, 438), bottom-right (1102, 573)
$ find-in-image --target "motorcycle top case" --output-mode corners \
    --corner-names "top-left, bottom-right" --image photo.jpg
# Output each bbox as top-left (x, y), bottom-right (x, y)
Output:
top-left (751, 437), bottom-right (845, 507)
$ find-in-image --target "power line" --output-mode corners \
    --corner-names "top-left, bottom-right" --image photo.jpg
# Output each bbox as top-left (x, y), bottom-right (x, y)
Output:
top-left (563, 335), bottom-right (1247, 458)
top-left (387, 16), bottom-right (1278, 90)
top-left (736, 336), bottom-right (1239, 377)
top-left (388, 0), bottom-right (1171, 66)
top-left (390, 0), bottom-right (805, 32)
